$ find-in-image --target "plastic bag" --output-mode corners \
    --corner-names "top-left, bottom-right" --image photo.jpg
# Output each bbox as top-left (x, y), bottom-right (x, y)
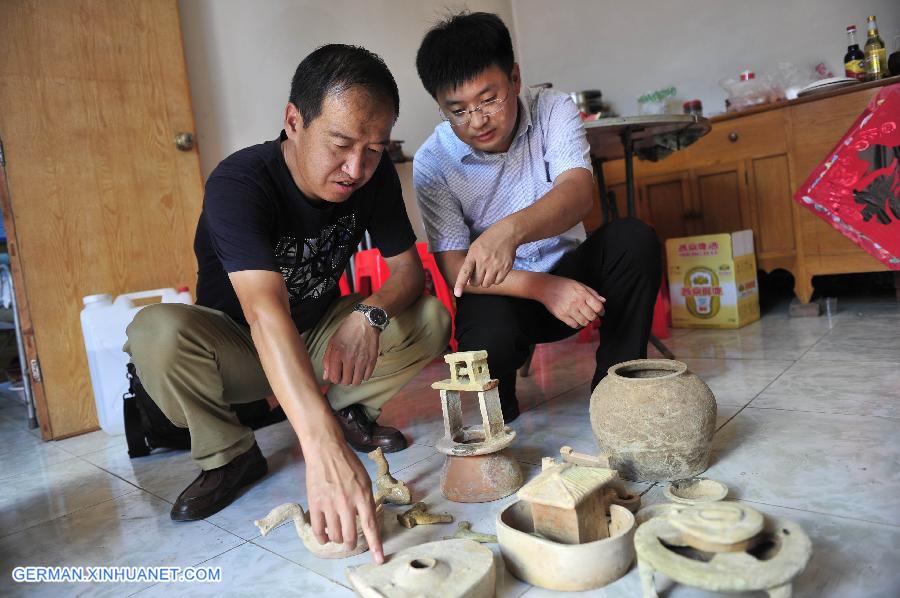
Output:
top-left (766, 62), bottom-right (819, 100)
top-left (719, 71), bottom-right (779, 112)
top-left (637, 86), bottom-right (676, 116)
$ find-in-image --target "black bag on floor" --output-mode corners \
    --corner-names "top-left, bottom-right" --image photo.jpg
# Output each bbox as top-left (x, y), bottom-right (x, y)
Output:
top-left (123, 363), bottom-right (286, 458)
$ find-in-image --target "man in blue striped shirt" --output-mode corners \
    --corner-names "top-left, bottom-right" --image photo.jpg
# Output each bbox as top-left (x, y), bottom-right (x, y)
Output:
top-left (414, 12), bottom-right (661, 421)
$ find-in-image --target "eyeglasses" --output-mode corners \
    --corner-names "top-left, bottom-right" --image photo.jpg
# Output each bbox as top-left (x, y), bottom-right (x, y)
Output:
top-left (440, 90), bottom-right (511, 127)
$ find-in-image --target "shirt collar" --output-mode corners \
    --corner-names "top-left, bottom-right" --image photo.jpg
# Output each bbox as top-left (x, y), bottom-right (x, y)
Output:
top-left (449, 87), bottom-right (536, 163)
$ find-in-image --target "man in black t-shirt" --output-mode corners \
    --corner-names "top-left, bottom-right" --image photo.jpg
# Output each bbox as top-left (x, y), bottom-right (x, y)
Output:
top-left (124, 45), bottom-right (449, 562)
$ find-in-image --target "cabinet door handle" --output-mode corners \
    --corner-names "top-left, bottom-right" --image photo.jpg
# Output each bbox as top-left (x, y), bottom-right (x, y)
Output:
top-left (728, 132), bottom-right (739, 143)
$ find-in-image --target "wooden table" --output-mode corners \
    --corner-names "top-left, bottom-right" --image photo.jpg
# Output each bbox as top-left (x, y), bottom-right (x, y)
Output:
top-left (584, 114), bottom-right (711, 218)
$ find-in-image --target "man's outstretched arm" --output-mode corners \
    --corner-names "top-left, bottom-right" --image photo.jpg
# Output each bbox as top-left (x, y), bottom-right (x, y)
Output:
top-left (229, 270), bottom-right (384, 563)
top-left (453, 167), bottom-right (595, 293)
top-left (435, 250), bottom-right (604, 329)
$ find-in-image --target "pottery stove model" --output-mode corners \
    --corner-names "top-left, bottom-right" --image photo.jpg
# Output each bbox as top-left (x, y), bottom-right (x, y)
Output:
top-left (431, 351), bottom-right (522, 503)
top-left (635, 501), bottom-right (812, 597)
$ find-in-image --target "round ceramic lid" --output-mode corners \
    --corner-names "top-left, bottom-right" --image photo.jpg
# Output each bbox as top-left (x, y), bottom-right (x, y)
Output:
top-left (669, 502), bottom-right (764, 547)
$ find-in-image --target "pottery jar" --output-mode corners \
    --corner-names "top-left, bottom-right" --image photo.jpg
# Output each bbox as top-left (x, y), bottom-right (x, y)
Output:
top-left (589, 359), bottom-right (716, 482)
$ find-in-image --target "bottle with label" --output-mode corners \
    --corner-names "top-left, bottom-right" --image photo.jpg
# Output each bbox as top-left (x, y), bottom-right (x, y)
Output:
top-left (864, 15), bottom-right (887, 80)
top-left (844, 25), bottom-right (866, 80)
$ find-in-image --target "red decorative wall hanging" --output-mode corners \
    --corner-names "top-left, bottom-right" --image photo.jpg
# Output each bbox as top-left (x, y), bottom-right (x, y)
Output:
top-left (794, 84), bottom-right (900, 270)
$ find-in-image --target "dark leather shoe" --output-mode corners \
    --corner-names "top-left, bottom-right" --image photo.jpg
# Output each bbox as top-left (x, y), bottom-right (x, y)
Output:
top-left (170, 442), bottom-right (267, 521)
top-left (336, 404), bottom-right (407, 453)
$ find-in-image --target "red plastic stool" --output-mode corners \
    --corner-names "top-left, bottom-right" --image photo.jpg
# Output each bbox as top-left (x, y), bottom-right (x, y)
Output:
top-left (651, 277), bottom-right (671, 340)
top-left (338, 272), bottom-right (351, 296)
top-left (353, 248), bottom-right (390, 296)
top-left (416, 243), bottom-right (458, 351)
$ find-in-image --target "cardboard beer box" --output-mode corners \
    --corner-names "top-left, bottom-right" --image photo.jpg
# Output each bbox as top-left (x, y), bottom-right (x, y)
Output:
top-left (665, 230), bottom-right (760, 329)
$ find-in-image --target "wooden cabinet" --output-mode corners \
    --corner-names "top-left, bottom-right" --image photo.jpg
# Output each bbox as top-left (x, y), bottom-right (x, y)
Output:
top-left (588, 78), bottom-right (897, 303)
top-left (692, 162), bottom-right (747, 236)
top-left (638, 172), bottom-right (692, 241)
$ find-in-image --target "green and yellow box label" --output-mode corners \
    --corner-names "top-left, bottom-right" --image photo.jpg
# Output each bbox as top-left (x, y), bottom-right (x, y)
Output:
top-left (666, 231), bottom-right (760, 329)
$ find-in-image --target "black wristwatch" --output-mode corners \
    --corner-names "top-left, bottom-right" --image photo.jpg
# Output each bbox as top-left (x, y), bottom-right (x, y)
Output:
top-left (353, 304), bottom-right (389, 331)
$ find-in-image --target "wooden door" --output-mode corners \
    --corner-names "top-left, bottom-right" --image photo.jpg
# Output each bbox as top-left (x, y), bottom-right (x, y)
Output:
top-left (638, 172), bottom-right (692, 243)
top-left (691, 163), bottom-right (748, 237)
top-left (0, 0), bottom-right (203, 438)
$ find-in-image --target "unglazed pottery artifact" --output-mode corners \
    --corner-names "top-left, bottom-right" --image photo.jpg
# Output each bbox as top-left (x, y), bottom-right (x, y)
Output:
top-left (254, 502), bottom-right (384, 559)
top-left (346, 539), bottom-right (495, 598)
top-left (669, 501), bottom-right (764, 553)
top-left (369, 447), bottom-right (412, 505)
top-left (497, 502), bottom-right (636, 591)
top-left (431, 351), bottom-right (522, 502)
top-left (590, 359), bottom-right (716, 482)
top-left (635, 503), bottom-right (684, 526)
top-left (664, 477), bottom-right (729, 505)
top-left (635, 502), bottom-right (812, 597)
top-left (397, 502), bottom-right (453, 528)
top-left (517, 461), bottom-right (617, 544)
top-left (554, 447), bottom-right (641, 513)
top-left (444, 521), bottom-right (497, 543)
top-left (440, 450), bottom-right (523, 503)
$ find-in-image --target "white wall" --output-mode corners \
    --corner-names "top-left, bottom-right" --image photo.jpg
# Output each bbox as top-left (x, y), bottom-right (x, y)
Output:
top-left (179, 0), bottom-right (515, 180)
top-left (511, 0), bottom-right (899, 117)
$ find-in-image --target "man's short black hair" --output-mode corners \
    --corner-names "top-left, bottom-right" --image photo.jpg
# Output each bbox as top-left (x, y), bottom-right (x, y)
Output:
top-left (289, 44), bottom-right (399, 127)
top-left (416, 12), bottom-right (514, 99)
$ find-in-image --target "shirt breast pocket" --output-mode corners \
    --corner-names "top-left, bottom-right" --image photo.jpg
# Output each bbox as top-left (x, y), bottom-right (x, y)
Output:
top-left (516, 239), bottom-right (543, 262)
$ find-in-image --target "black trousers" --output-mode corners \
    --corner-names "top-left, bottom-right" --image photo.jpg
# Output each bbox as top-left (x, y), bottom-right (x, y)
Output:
top-left (454, 218), bottom-right (661, 405)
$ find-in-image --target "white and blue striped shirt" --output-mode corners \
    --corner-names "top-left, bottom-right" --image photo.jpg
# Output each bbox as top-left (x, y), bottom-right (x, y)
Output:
top-left (413, 87), bottom-right (593, 273)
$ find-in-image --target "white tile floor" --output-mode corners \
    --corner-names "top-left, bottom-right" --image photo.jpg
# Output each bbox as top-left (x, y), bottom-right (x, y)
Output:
top-left (1, 298), bottom-right (899, 597)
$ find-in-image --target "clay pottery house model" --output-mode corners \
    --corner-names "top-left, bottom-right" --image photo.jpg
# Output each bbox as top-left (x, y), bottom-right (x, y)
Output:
top-left (496, 461), bottom-right (636, 591)
top-left (516, 461), bottom-right (616, 544)
top-left (590, 359), bottom-right (716, 481)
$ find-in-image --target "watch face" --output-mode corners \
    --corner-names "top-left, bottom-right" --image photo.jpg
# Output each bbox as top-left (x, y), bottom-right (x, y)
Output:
top-left (369, 308), bottom-right (388, 327)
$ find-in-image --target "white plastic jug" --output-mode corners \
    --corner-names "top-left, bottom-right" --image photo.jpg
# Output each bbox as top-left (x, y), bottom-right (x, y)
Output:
top-left (80, 287), bottom-right (193, 435)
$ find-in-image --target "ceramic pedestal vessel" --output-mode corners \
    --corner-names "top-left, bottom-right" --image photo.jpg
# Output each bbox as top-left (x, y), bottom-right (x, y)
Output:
top-left (590, 359), bottom-right (716, 482)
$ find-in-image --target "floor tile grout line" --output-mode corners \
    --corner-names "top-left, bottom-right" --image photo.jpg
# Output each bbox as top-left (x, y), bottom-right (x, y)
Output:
top-left (127, 537), bottom-right (253, 596)
top-left (248, 536), bottom-right (360, 592)
top-left (737, 497), bottom-right (900, 529)
top-left (0, 454), bottom-right (83, 483)
top-left (52, 436), bottom-right (127, 458)
top-left (72, 452), bottom-right (179, 506)
top-left (386, 446), bottom-right (440, 475)
top-left (740, 404), bottom-right (900, 421)
top-left (517, 376), bottom-right (593, 414)
top-left (725, 355), bottom-right (799, 419)
top-left (0, 487), bottom-right (142, 541)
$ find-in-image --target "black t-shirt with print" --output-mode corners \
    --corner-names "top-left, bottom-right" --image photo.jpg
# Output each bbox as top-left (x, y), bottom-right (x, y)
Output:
top-left (194, 130), bottom-right (415, 333)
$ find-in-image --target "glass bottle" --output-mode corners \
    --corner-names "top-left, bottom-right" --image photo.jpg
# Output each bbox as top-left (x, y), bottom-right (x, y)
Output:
top-left (844, 25), bottom-right (866, 80)
top-left (864, 15), bottom-right (887, 81)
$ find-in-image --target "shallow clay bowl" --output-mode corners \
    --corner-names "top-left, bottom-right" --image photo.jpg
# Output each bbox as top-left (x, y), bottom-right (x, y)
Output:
top-left (663, 478), bottom-right (728, 504)
top-left (497, 501), bottom-right (635, 591)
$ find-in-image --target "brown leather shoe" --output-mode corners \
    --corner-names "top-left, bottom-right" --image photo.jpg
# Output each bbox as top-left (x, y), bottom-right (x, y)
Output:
top-left (170, 442), bottom-right (267, 521)
top-left (335, 404), bottom-right (407, 453)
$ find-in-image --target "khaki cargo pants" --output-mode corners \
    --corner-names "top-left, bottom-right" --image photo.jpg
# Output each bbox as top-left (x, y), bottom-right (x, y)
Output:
top-left (124, 294), bottom-right (450, 470)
